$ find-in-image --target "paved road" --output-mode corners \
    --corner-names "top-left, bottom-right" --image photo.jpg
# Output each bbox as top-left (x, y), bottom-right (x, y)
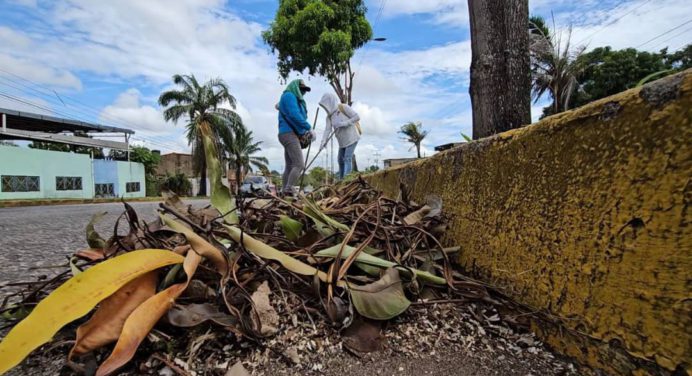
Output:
top-left (0, 201), bottom-right (207, 285)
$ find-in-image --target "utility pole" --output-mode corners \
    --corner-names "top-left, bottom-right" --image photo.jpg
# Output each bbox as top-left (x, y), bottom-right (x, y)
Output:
top-left (373, 151), bottom-right (382, 169)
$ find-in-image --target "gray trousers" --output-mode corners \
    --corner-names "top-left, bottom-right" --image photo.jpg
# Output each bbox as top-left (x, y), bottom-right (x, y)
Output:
top-left (279, 132), bottom-right (304, 192)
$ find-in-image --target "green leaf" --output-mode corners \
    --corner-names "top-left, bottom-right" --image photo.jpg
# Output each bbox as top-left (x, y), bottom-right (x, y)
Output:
top-left (636, 69), bottom-right (674, 87)
top-left (278, 215), bottom-right (303, 242)
top-left (86, 211), bottom-right (107, 249)
top-left (0, 305), bottom-right (30, 321)
top-left (349, 268), bottom-right (411, 320)
top-left (302, 198), bottom-right (349, 236)
top-left (461, 133), bottom-right (472, 142)
top-left (354, 262), bottom-right (381, 276)
top-left (315, 245), bottom-right (447, 285)
top-left (223, 225), bottom-right (338, 285)
top-left (199, 121), bottom-right (237, 225)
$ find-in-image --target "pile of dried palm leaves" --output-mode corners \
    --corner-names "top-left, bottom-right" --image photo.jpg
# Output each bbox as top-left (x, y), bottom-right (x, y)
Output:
top-left (0, 128), bottom-right (493, 376)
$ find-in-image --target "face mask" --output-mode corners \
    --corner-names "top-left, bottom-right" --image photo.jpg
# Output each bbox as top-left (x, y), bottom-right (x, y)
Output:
top-left (300, 88), bottom-right (308, 95)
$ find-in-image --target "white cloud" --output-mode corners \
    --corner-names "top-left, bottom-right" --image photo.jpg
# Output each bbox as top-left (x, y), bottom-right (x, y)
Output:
top-left (0, 55), bottom-right (82, 90)
top-left (0, 26), bottom-right (32, 49)
top-left (100, 89), bottom-right (167, 133)
top-left (366, 41), bottom-right (471, 78)
top-left (378, 0), bottom-right (468, 27)
top-left (3, 0), bottom-right (688, 171)
top-left (569, 0), bottom-right (692, 52)
top-left (351, 102), bottom-right (394, 136)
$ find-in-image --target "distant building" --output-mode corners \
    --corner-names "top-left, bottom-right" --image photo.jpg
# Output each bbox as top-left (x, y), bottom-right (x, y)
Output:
top-left (383, 157), bottom-right (418, 169)
top-left (156, 152), bottom-right (236, 196)
top-left (0, 107), bottom-right (146, 200)
top-left (156, 152), bottom-right (195, 177)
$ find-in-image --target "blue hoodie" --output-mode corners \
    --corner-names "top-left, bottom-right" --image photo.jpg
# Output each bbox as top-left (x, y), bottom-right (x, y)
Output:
top-left (278, 91), bottom-right (311, 135)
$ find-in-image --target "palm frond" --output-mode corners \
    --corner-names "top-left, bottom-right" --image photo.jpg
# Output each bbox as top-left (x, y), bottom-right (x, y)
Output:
top-left (163, 104), bottom-right (193, 123)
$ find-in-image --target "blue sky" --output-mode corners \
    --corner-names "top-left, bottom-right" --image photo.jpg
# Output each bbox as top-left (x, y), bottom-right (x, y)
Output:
top-left (0, 0), bottom-right (690, 171)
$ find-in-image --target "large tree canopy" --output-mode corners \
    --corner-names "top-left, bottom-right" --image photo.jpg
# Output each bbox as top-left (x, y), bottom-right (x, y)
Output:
top-left (530, 15), bottom-right (691, 117)
top-left (572, 45), bottom-right (691, 107)
top-left (109, 146), bottom-right (160, 176)
top-left (263, 0), bottom-right (372, 104)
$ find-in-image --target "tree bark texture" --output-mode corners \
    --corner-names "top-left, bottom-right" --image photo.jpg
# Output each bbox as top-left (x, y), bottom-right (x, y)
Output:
top-left (468, 0), bottom-right (531, 139)
top-left (198, 159), bottom-right (207, 196)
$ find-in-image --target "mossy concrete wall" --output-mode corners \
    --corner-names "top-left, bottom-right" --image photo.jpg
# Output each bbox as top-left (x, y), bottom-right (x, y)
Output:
top-left (365, 71), bottom-right (691, 374)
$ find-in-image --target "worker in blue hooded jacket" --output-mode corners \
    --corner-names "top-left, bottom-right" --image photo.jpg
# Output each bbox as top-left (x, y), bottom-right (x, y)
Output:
top-left (277, 79), bottom-right (315, 195)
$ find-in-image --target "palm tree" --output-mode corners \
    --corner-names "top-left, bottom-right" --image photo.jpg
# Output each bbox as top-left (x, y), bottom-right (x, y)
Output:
top-left (158, 74), bottom-right (237, 196)
top-left (530, 16), bottom-right (587, 116)
top-left (222, 121), bottom-right (269, 194)
top-left (399, 122), bottom-right (428, 158)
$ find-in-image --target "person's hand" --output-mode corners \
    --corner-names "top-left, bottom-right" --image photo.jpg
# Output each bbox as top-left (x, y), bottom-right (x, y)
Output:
top-left (310, 130), bottom-right (317, 142)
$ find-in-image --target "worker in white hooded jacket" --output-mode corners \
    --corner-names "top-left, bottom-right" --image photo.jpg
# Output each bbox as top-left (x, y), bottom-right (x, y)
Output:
top-left (318, 93), bottom-right (361, 180)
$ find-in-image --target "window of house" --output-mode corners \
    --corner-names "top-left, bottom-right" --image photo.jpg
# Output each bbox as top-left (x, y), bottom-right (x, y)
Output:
top-left (126, 182), bottom-right (140, 192)
top-left (94, 183), bottom-right (115, 197)
top-left (1, 175), bottom-right (40, 192)
top-left (56, 176), bottom-right (83, 191)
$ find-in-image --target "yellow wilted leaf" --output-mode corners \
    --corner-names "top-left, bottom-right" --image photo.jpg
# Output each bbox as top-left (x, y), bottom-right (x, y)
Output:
top-left (161, 214), bottom-right (229, 277)
top-left (224, 224), bottom-right (328, 281)
top-left (0, 250), bottom-right (184, 375)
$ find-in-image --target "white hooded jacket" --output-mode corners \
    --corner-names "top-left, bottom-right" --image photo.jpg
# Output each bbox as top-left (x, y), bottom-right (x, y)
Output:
top-left (319, 93), bottom-right (360, 149)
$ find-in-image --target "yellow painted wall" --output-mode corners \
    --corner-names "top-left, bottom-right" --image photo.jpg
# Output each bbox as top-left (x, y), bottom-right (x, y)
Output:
top-left (366, 71), bottom-right (692, 374)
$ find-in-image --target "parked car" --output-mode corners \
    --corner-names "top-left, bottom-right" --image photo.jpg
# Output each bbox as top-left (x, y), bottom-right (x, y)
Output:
top-left (239, 176), bottom-right (270, 196)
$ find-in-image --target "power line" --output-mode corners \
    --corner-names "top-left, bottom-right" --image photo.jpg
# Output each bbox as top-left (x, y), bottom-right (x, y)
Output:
top-left (636, 19), bottom-right (692, 48)
top-left (356, 0), bottom-right (387, 70)
top-left (0, 91), bottom-right (64, 116)
top-left (0, 69), bottom-right (184, 151)
top-left (0, 90), bottom-right (182, 151)
top-left (651, 26), bottom-right (692, 50)
top-left (576, 0), bottom-right (653, 45)
top-left (0, 68), bottom-right (148, 130)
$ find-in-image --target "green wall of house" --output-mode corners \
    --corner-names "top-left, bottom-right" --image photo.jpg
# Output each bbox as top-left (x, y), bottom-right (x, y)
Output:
top-left (0, 146), bottom-right (94, 200)
top-left (116, 160), bottom-right (146, 198)
top-left (0, 146), bottom-right (146, 200)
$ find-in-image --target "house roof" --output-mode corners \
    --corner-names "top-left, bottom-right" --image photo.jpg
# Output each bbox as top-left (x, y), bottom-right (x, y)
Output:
top-left (0, 107), bottom-right (134, 135)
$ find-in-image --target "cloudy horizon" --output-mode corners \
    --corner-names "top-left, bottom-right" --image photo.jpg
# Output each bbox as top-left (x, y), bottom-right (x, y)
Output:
top-left (1, 0), bottom-right (690, 171)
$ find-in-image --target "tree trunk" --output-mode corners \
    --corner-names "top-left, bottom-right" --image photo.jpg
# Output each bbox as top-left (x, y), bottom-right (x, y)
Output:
top-left (198, 158), bottom-right (207, 196)
top-left (416, 144), bottom-right (421, 159)
top-left (235, 165), bottom-right (242, 196)
top-left (468, 0), bottom-right (531, 139)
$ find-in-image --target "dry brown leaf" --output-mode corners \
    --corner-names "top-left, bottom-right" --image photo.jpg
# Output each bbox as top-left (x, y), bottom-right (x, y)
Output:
top-left (403, 195), bottom-right (442, 225)
top-left (225, 361), bottom-right (250, 376)
top-left (74, 248), bottom-right (106, 261)
top-left (342, 318), bottom-right (386, 353)
top-left (96, 250), bottom-right (202, 376)
top-left (403, 205), bottom-right (431, 225)
top-left (165, 303), bottom-right (236, 328)
top-left (69, 271), bottom-right (158, 358)
top-left (250, 281), bottom-right (279, 336)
